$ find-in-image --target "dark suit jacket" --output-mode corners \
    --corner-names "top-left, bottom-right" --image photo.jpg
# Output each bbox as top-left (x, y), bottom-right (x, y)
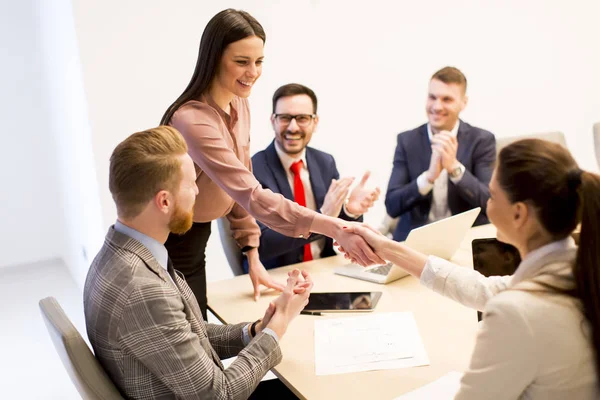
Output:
top-left (385, 121), bottom-right (496, 241)
top-left (84, 227), bottom-right (282, 399)
top-left (251, 141), bottom-right (362, 269)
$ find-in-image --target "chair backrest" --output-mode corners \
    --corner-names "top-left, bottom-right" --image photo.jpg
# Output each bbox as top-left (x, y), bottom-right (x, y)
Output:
top-left (495, 131), bottom-right (567, 156)
top-left (378, 213), bottom-right (400, 240)
top-left (39, 297), bottom-right (123, 400)
top-left (594, 122), bottom-right (600, 170)
top-left (216, 217), bottom-right (245, 276)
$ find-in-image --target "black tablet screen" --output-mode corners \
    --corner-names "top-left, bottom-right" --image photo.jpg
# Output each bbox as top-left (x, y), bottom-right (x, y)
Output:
top-left (305, 292), bottom-right (382, 311)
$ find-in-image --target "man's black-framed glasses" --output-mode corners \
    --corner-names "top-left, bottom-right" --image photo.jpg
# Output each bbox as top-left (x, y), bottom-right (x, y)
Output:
top-left (273, 114), bottom-right (316, 127)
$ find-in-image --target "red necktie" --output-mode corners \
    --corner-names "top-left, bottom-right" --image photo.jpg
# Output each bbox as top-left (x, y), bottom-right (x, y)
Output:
top-left (290, 160), bottom-right (313, 261)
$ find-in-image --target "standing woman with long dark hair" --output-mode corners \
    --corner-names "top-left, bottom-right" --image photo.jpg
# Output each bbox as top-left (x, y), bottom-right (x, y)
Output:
top-left (161, 9), bottom-right (382, 319)
top-left (343, 139), bottom-right (600, 398)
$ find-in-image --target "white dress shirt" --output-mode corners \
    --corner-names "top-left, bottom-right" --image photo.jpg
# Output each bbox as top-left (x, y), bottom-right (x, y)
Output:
top-left (274, 142), bottom-right (326, 259)
top-left (420, 237), bottom-right (597, 399)
top-left (416, 122), bottom-right (465, 222)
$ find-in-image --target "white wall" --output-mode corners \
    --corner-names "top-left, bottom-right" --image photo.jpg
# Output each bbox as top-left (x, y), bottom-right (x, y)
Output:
top-left (0, 1), bottom-right (65, 268)
top-left (0, 0), bottom-right (104, 289)
top-left (71, 0), bottom-right (600, 283)
top-left (37, 0), bottom-right (105, 287)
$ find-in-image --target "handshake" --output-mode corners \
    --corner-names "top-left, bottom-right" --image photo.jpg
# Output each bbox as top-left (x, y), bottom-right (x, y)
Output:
top-left (334, 222), bottom-right (390, 266)
top-left (335, 222), bottom-right (427, 279)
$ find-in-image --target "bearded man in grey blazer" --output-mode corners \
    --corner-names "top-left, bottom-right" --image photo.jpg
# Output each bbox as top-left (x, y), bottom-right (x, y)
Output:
top-left (84, 126), bottom-right (312, 399)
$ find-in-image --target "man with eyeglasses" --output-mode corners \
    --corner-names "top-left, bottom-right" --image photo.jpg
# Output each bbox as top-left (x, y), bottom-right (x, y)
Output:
top-left (250, 83), bottom-right (380, 270)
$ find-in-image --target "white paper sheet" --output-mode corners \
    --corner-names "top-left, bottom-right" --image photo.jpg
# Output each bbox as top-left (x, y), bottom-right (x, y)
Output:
top-left (314, 312), bottom-right (429, 376)
top-left (394, 371), bottom-right (464, 399)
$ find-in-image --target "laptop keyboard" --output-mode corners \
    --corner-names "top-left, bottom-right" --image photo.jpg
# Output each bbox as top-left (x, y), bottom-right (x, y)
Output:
top-left (366, 263), bottom-right (393, 275)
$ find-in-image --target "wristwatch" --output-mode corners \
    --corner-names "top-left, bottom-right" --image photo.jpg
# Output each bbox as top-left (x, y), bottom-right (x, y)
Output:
top-left (449, 163), bottom-right (465, 179)
top-left (241, 246), bottom-right (255, 254)
top-left (250, 319), bottom-right (261, 337)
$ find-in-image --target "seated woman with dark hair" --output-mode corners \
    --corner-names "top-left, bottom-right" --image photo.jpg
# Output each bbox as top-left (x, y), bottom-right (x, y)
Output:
top-left (343, 139), bottom-right (600, 399)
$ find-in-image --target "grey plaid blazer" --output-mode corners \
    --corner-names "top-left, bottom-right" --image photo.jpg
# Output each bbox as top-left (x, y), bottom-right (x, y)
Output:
top-left (84, 227), bottom-right (282, 399)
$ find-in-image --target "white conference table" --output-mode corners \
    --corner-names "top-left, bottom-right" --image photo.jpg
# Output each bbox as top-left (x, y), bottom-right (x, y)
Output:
top-left (207, 224), bottom-right (497, 399)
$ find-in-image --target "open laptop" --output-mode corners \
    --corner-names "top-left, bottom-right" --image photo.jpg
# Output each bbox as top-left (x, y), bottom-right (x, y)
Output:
top-left (334, 207), bottom-right (481, 284)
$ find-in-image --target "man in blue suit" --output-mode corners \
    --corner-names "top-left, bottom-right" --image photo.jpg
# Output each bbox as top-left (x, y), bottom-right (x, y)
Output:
top-left (251, 83), bottom-right (380, 270)
top-left (385, 67), bottom-right (496, 242)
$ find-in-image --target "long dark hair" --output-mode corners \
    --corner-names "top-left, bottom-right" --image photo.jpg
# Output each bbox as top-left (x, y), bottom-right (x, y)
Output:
top-left (160, 9), bottom-right (265, 125)
top-left (497, 138), bottom-right (600, 382)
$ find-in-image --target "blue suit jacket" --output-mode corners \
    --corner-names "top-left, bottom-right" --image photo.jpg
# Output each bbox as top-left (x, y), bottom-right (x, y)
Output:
top-left (385, 121), bottom-right (496, 242)
top-left (250, 141), bottom-right (361, 270)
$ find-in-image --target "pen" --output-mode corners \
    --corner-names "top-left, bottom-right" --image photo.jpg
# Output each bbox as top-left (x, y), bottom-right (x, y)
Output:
top-left (300, 311), bottom-right (322, 316)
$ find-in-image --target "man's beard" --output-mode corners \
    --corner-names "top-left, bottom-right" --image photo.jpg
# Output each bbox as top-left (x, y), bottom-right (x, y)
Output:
top-left (168, 203), bottom-right (194, 235)
top-left (280, 130), bottom-right (306, 155)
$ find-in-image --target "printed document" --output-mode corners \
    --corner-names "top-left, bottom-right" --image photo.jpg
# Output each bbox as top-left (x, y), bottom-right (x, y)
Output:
top-left (314, 312), bottom-right (429, 376)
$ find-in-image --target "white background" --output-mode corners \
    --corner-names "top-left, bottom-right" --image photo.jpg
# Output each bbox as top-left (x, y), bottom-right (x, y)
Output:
top-left (0, 0), bottom-right (64, 268)
top-left (0, 0), bottom-right (103, 287)
top-left (2, 0), bottom-right (599, 286)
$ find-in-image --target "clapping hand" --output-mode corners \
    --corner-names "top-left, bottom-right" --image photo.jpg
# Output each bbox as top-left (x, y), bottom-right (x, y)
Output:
top-left (427, 147), bottom-right (443, 183)
top-left (430, 131), bottom-right (459, 171)
top-left (321, 177), bottom-right (354, 217)
top-left (346, 171), bottom-right (381, 216)
top-left (264, 269), bottom-right (314, 338)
